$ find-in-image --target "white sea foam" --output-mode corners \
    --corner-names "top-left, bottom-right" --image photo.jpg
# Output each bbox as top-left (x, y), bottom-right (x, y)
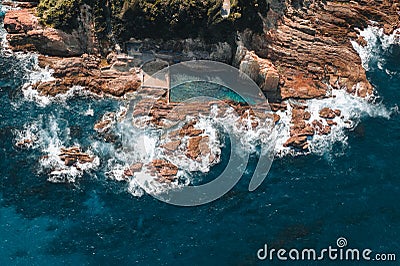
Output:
top-left (103, 87), bottom-right (394, 197)
top-left (110, 104), bottom-right (278, 197)
top-left (14, 123), bottom-right (39, 149)
top-left (15, 116), bottom-right (100, 183)
top-left (85, 105), bottom-right (94, 116)
top-left (351, 26), bottom-right (400, 71)
top-left (4, 6), bottom-right (397, 196)
top-left (273, 104), bottom-right (292, 157)
top-left (101, 121), bottom-right (187, 197)
top-left (23, 81), bottom-right (101, 107)
top-left (283, 25), bottom-right (399, 156)
top-left (8, 52), bottom-right (96, 107)
top-left (306, 89), bottom-right (391, 156)
top-left (102, 119), bottom-right (159, 185)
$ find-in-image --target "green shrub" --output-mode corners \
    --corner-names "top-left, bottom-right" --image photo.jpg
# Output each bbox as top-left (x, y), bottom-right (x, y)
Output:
top-left (37, 0), bottom-right (82, 31)
top-left (36, 0), bottom-right (269, 44)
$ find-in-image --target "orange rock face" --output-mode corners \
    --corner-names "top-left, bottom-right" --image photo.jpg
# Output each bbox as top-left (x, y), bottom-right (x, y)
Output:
top-left (124, 163), bottom-right (144, 177)
top-left (59, 147), bottom-right (95, 167)
top-left (3, 9), bottom-right (39, 34)
top-left (33, 55), bottom-right (141, 97)
top-left (319, 107), bottom-right (341, 119)
top-left (4, 9), bottom-right (88, 56)
top-left (148, 159), bottom-right (179, 183)
top-left (239, 0), bottom-right (399, 101)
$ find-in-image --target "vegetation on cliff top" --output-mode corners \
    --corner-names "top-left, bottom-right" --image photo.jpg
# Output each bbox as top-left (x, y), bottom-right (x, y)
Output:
top-left (37, 0), bottom-right (82, 31)
top-left (37, 0), bottom-right (270, 43)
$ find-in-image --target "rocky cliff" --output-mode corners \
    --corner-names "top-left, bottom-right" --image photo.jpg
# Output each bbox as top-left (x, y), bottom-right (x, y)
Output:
top-left (239, 0), bottom-right (399, 101)
top-left (4, 5), bottom-right (97, 56)
top-left (4, 0), bottom-right (399, 100)
top-left (2, 0), bottom-right (400, 152)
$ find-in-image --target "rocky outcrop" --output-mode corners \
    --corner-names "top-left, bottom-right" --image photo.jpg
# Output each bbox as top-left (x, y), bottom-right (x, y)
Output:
top-left (33, 54), bottom-right (141, 97)
top-left (4, 7), bottom-right (96, 56)
top-left (147, 159), bottom-right (179, 183)
top-left (319, 107), bottom-right (341, 119)
top-left (232, 0), bottom-right (399, 150)
top-left (238, 0), bottom-right (400, 100)
top-left (124, 163), bottom-right (144, 177)
top-left (235, 46), bottom-right (282, 101)
top-left (4, 0), bottom-right (400, 156)
top-left (2, 1), bottom-right (38, 9)
top-left (59, 147), bottom-right (95, 167)
top-left (284, 103), bottom-right (312, 150)
top-left (283, 102), bottom-right (340, 150)
top-left (186, 136), bottom-right (208, 159)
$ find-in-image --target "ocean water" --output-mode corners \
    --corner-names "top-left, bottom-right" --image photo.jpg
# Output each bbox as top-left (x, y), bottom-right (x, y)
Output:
top-left (170, 81), bottom-right (246, 103)
top-left (1, 6), bottom-right (399, 265)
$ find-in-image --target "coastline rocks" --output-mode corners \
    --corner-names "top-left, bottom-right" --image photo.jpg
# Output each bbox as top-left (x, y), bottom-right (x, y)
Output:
top-left (312, 120), bottom-right (332, 135)
top-left (186, 135), bottom-right (210, 159)
top-left (4, 8), bottom-right (96, 56)
top-left (161, 140), bottom-right (181, 152)
top-left (284, 135), bottom-right (308, 150)
top-left (179, 121), bottom-right (204, 137)
top-left (238, 0), bottom-right (400, 101)
top-left (59, 147), bottom-right (95, 167)
top-left (94, 112), bottom-right (116, 133)
top-left (356, 36), bottom-right (368, 47)
top-left (5, 1), bottom-right (399, 101)
top-left (235, 45), bottom-right (281, 101)
top-left (33, 55), bottom-right (141, 97)
top-left (284, 104), bottom-right (313, 150)
top-left (284, 103), bottom-right (342, 150)
top-left (148, 159), bottom-right (179, 183)
top-left (166, 119), bottom-right (220, 164)
top-left (5, 0), bottom-right (400, 158)
top-left (121, 115), bottom-right (223, 183)
top-left (319, 107), bottom-right (341, 119)
top-left (3, 9), bottom-right (39, 34)
top-left (124, 163), bottom-right (144, 177)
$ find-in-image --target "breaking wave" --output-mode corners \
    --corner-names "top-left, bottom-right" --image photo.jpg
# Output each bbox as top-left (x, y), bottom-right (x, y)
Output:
top-left (351, 26), bottom-right (400, 74)
top-left (14, 116), bottom-right (100, 183)
top-left (3, 8), bottom-right (397, 197)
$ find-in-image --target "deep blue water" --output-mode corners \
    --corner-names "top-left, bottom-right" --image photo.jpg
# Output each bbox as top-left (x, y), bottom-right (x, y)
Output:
top-left (0, 12), bottom-right (399, 266)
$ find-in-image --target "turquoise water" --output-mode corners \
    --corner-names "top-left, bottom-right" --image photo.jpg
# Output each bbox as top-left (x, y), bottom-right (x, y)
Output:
top-left (1, 8), bottom-right (400, 265)
top-left (170, 81), bottom-right (246, 103)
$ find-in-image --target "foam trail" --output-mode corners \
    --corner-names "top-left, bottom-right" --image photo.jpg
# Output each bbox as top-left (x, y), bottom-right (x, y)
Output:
top-left (306, 89), bottom-right (391, 155)
top-left (14, 123), bottom-right (39, 149)
top-left (351, 26), bottom-right (400, 71)
top-left (108, 104), bottom-right (278, 197)
top-left (274, 104), bottom-right (292, 157)
top-left (23, 115), bottom-right (101, 183)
